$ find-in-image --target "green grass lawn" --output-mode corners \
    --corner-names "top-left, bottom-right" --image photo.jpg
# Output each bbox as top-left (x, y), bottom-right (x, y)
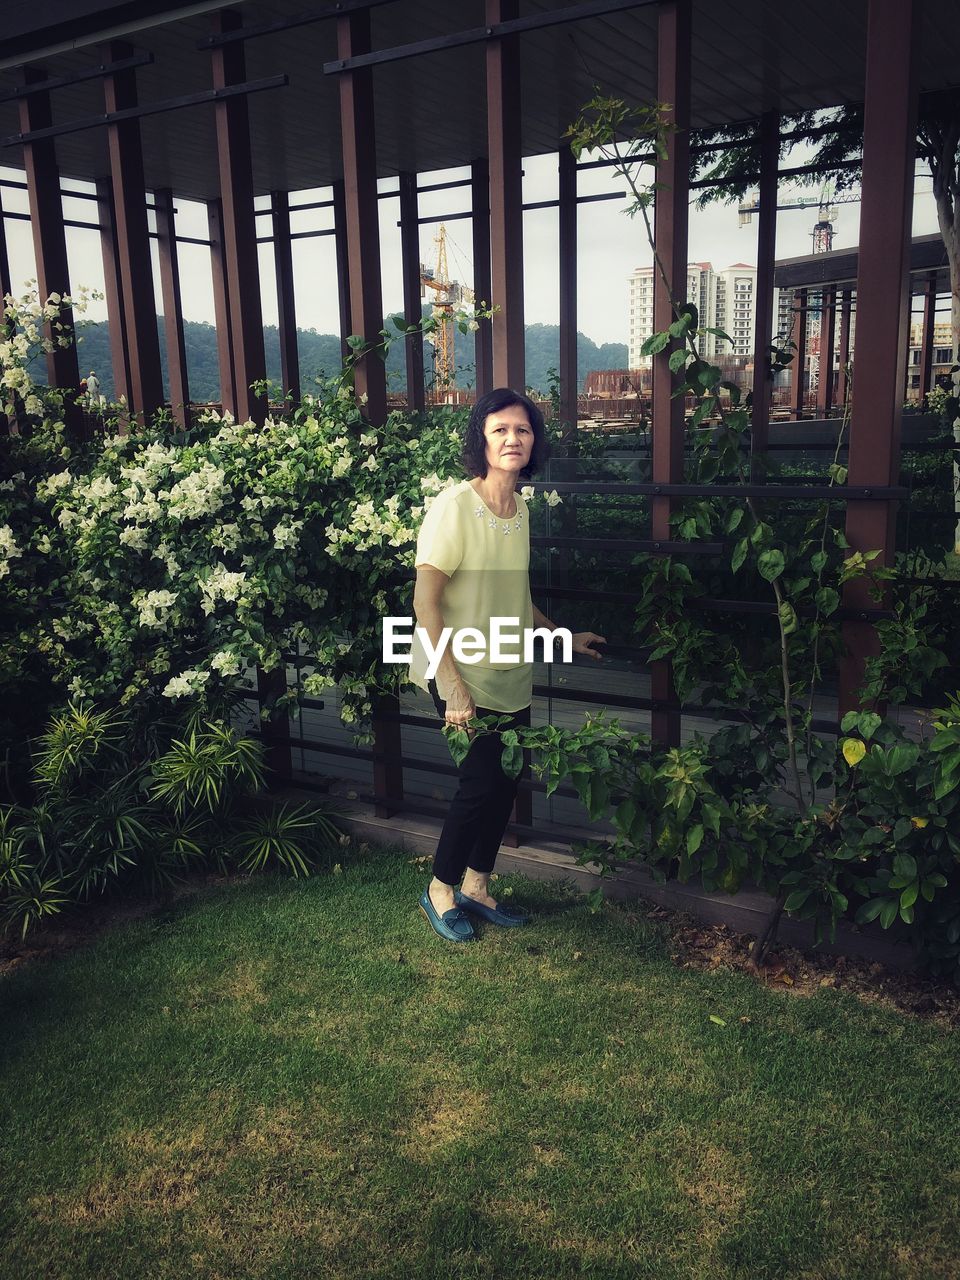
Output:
top-left (1, 842), bottom-right (958, 1280)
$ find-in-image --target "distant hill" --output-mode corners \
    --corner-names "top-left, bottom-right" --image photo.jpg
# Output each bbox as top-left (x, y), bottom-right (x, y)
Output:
top-left (32, 315), bottom-right (627, 404)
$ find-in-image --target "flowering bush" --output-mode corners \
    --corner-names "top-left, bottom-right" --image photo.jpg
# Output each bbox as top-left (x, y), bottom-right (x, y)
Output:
top-left (1, 282), bottom-right (96, 421)
top-left (1, 286), bottom-right (107, 797)
top-left (1, 330), bottom-right (506, 778)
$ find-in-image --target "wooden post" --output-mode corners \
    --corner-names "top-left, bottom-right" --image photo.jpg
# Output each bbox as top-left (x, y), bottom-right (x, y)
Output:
top-left (789, 287), bottom-right (808, 419)
top-left (155, 187), bottom-right (191, 427)
top-left (650, 0), bottom-right (691, 750)
top-left (257, 667), bottom-right (293, 787)
top-left (18, 68), bottom-right (81, 409)
top-left (95, 176), bottom-right (131, 410)
top-left (207, 198), bottom-right (236, 413)
top-left (816, 286), bottom-right (837, 417)
top-left (398, 171), bottom-right (425, 412)
top-left (271, 190), bottom-right (301, 406)
top-left (836, 288), bottom-right (853, 407)
top-left (209, 8), bottom-right (267, 424)
top-left (918, 270), bottom-right (937, 401)
top-left (336, 7), bottom-right (387, 424)
top-left (485, 0), bottom-right (525, 390)
top-left (839, 0), bottom-right (918, 716)
top-left (336, 6), bottom-right (400, 816)
top-left (0, 197), bottom-right (11, 301)
top-left (471, 157), bottom-right (493, 398)
top-left (103, 40), bottom-right (164, 425)
top-left (750, 110), bottom-right (779, 479)
top-left (558, 145), bottom-right (578, 441)
top-left (332, 178), bottom-right (353, 362)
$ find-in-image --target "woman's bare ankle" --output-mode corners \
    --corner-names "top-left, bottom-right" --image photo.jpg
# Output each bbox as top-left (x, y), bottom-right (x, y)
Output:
top-left (460, 874), bottom-right (497, 907)
top-left (428, 877), bottom-right (456, 912)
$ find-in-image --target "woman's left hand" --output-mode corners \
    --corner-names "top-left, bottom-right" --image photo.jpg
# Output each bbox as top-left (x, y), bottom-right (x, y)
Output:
top-left (571, 631), bottom-right (607, 660)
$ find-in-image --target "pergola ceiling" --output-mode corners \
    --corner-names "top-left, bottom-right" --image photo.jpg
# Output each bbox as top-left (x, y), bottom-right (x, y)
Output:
top-left (2, 0), bottom-right (959, 201)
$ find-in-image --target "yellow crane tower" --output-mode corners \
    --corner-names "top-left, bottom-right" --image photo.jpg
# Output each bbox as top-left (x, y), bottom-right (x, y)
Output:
top-left (420, 224), bottom-right (473, 398)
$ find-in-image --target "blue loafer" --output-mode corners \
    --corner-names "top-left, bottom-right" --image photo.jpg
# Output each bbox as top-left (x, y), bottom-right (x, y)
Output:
top-left (454, 889), bottom-right (531, 927)
top-left (419, 889), bottom-right (477, 943)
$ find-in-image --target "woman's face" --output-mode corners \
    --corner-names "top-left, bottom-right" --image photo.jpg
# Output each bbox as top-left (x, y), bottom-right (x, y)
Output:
top-left (481, 403), bottom-right (534, 477)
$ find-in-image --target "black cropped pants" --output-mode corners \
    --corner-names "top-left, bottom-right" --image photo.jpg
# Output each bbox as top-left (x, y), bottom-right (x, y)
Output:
top-left (427, 678), bottom-right (531, 884)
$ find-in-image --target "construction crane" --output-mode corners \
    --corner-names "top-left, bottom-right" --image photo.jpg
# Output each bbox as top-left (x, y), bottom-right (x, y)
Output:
top-left (738, 179), bottom-right (861, 252)
top-left (420, 223), bottom-right (473, 396)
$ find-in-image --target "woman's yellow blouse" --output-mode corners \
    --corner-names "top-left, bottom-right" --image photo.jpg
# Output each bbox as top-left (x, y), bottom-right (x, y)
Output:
top-left (409, 479), bottom-right (534, 713)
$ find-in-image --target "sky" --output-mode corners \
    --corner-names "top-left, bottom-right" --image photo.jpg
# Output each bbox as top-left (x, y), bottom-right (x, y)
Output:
top-left (0, 141), bottom-right (944, 350)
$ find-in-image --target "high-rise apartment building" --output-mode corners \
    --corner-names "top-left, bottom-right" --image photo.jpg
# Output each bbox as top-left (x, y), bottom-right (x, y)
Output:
top-left (714, 264), bottom-right (756, 356)
top-left (628, 264), bottom-right (714, 366)
top-left (628, 261), bottom-right (786, 366)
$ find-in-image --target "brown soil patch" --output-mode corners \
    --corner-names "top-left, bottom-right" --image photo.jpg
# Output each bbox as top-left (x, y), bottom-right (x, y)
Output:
top-left (623, 903), bottom-right (960, 1027)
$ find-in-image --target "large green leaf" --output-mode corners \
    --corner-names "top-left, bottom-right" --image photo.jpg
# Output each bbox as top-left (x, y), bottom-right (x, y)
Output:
top-left (784, 889), bottom-right (811, 913)
top-left (757, 549), bottom-right (785, 582)
top-left (815, 587), bottom-right (839, 615)
top-left (887, 743), bottom-right (919, 776)
top-left (640, 330), bottom-right (671, 357)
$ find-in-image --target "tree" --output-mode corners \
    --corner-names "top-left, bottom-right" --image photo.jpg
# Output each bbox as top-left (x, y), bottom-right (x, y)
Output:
top-left (692, 92), bottom-right (960, 364)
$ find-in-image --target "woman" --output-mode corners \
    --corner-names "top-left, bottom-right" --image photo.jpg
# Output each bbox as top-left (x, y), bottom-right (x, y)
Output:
top-left (409, 387), bottom-right (606, 943)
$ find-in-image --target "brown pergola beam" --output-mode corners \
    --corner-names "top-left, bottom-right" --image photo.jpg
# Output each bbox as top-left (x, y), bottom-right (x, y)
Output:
top-left (271, 190), bottom-right (300, 406)
top-left (198, 0), bottom-right (400, 48)
top-left (750, 110), bottom-right (779, 479)
top-left (650, 0), bottom-right (691, 750)
top-left (17, 67), bottom-right (81, 407)
top-left (486, 0), bottom-right (524, 390)
top-left (323, 0), bottom-right (662, 73)
top-left (155, 187), bottom-right (190, 427)
top-left (0, 53), bottom-right (153, 102)
top-left (3, 76), bottom-right (288, 148)
top-left (690, 159), bottom-right (861, 189)
top-left (840, 0), bottom-right (919, 717)
top-left (398, 171), bottom-right (425, 412)
top-left (209, 9), bottom-right (267, 425)
top-left (103, 41), bottom-right (164, 425)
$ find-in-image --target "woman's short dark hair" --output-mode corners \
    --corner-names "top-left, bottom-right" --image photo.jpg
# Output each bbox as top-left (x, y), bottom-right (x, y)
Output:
top-left (461, 387), bottom-right (550, 479)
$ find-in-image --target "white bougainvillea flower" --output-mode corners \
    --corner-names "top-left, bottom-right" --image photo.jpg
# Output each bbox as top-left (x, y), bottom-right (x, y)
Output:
top-left (162, 668), bottom-right (211, 699)
top-left (135, 588), bottom-right (179, 629)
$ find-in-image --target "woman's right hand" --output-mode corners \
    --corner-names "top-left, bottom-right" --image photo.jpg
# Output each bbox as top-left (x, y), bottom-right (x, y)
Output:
top-left (442, 682), bottom-right (477, 737)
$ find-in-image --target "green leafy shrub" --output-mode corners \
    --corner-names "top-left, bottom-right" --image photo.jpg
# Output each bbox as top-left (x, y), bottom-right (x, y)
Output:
top-left (0, 697), bottom-right (346, 938)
